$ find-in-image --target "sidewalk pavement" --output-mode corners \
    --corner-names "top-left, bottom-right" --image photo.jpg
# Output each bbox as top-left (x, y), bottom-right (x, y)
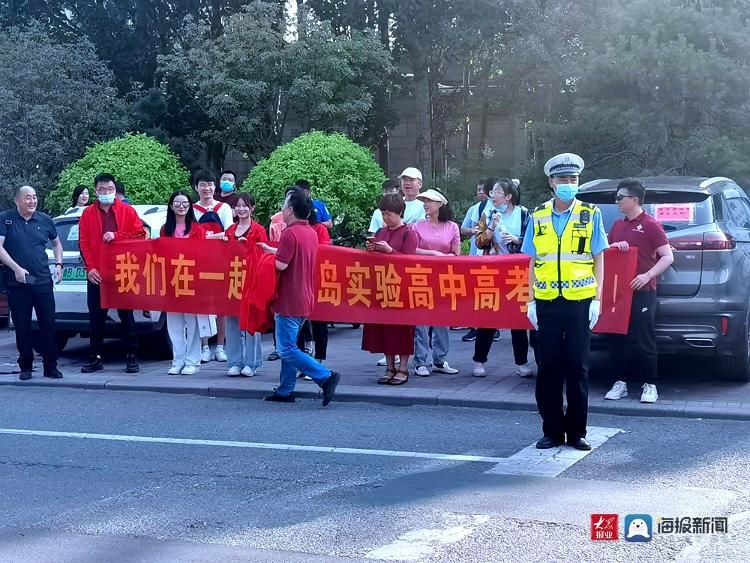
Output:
top-left (1, 326), bottom-right (749, 421)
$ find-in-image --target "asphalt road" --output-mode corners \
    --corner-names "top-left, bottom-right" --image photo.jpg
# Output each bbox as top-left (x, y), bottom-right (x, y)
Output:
top-left (0, 387), bottom-right (748, 562)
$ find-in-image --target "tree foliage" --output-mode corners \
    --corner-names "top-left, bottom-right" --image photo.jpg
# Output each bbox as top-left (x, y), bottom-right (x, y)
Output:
top-left (243, 131), bottom-right (385, 238)
top-left (0, 23), bottom-right (128, 206)
top-left (46, 134), bottom-right (190, 214)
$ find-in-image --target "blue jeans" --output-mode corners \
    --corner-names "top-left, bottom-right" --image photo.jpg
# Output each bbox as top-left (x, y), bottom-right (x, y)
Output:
top-left (414, 325), bottom-right (450, 367)
top-left (275, 314), bottom-right (331, 396)
top-left (225, 316), bottom-right (262, 370)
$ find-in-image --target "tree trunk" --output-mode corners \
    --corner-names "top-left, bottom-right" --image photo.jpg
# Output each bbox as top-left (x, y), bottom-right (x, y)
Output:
top-left (297, 0), bottom-right (308, 40)
top-left (413, 64), bottom-right (433, 180)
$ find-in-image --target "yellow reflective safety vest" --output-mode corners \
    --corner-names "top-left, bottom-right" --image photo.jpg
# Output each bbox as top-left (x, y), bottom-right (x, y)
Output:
top-left (531, 199), bottom-right (598, 301)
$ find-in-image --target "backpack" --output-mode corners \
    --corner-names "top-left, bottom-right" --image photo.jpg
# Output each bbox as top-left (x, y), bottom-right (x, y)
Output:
top-left (194, 202), bottom-right (225, 234)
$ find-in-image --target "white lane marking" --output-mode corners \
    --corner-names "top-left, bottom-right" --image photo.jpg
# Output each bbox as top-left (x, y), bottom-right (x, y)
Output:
top-left (676, 510), bottom-right (750, 561)
top-left (484, 426), bottom-right (624, 477)
top-left (0, 428), bottom-right (506, 464)
top-left (366, 515), bottom-right (490, 561)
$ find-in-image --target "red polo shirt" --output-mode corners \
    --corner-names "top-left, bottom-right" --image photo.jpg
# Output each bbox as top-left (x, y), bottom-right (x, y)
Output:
top-left (608, 211), bottom-right (669, 291)
top-left (274, 220), bottom-right (318, 317)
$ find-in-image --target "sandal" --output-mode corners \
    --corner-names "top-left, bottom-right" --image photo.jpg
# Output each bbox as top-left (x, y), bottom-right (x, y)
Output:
top-left (388, 369), bottom-right (409, 386)
top-left (377, 369), bottom-right (397, 385)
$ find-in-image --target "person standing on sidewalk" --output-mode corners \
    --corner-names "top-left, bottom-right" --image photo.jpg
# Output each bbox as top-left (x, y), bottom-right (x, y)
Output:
top-left (224, 193), bottom-right (268, 378)
top-left (459, 178), bottom-right (488, 343)
top-left (605, 179), bottom-right (673, 404)
top-left (79, 173), bottom-right (146, 374)
top-left (411, 188), bottom-right (461, 377)
top-left (192, 170), bottom-right (233, 364)
top-left (257, 187), bottom-right (341, 405)
top-left (472, 178), bottom-right (537, 378)
top-left (522, 154), bottom-right (608, 451)
top-left (0, 186), bottom-right (63, 381)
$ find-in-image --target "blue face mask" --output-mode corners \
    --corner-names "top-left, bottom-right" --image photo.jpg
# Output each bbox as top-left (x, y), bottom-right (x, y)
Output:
top-left (220, 180), bottom-right (235, 193)
top-left (496, 203), bottom-right (508, 213)
top-left (554, 182), bottom-right (579, 203)
top-left (98, 193), bottom-right (115, 205)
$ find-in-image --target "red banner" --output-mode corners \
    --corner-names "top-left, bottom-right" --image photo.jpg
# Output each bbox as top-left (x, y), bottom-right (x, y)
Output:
top-left (102, 239), bottom-right (636, 333)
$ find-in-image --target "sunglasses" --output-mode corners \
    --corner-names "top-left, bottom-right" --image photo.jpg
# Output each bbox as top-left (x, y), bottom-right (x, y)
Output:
top-left (615, 194), bottom-right (636, 202)
top-left (172, 201), bottom-right (191, 208)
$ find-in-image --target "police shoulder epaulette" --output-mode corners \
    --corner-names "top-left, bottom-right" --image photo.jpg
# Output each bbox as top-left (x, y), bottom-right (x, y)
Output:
top-left (579, 201), bottom-right (597, 210)
top-left (533, 201), bottom-right (551, 213)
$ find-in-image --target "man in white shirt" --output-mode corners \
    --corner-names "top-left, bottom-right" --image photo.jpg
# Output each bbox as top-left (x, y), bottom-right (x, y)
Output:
top-left (368, 168), bottom-right (425, 234)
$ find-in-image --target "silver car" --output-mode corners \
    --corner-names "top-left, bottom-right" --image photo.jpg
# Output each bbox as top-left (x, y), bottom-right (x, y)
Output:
top-left (578, 176), bottom-right (750, 381)
top-left (37, 205), bottom-right (170, 355)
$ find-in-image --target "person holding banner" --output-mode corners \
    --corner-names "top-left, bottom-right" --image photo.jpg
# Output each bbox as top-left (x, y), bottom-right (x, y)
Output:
top-left (362, 193), bottom-right (420, 385)
top-left (80, 173), bottom-right (146, 375)
top-left (257, 187), bottom-right (341, 405)
top-left (223, 193), bottom-right (268, 377)
top-left (522, 153), bottom-right (608, 451)
top-left (411, 188), bottom-right (461, 377)
top-left (472, 178), bottom-right (537, 378)
top-left (161, 191), bottom-right (206, 375)
top-left (605, 178), bottom-right (673, 404)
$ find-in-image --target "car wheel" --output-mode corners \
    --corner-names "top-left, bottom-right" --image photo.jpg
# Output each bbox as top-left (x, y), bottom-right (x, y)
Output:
top-left (351, 323), bottom-right (361, 329)
top-left (138, 322), bottom-right (172, 360)
top-left (721, 309), bottom-right (750, 382)
top-left (31, 331), bottom-right (71, 354)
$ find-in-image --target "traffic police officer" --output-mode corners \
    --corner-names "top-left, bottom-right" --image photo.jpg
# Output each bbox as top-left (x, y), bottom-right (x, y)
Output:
top-left (521, 154), bottom-right (608, 450)
top-left (0, 185), bottom-right (64, 380)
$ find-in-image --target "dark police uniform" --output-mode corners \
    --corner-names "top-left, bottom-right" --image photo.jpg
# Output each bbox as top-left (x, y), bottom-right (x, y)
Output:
top-left (0, 209), bottom-right (59, 375)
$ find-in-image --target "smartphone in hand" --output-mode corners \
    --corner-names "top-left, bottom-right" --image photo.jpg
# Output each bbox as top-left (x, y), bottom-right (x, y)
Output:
top-left (25, 274), bottom-right (37, 284)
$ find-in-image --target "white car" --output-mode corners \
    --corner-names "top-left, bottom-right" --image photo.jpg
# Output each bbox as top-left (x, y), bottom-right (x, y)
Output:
top-left (37, 205), bottom-right (170, 355)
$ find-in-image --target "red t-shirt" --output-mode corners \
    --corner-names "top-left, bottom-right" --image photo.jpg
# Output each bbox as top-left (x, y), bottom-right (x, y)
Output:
top-left (275, 220), bottom-right (318, 317)
top-left (311, 222), bottom-right (332, 245)
top-left (608, 211), bottom-right (669, 291)
top-left (225, 221), bottom-right (268, 244)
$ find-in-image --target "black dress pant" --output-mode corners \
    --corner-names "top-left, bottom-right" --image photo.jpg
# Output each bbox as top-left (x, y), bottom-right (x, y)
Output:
top-left (473, 328), bottom-right (538, 364)
top-left (87, 281), bottom-right (137, 357)
top-left (8, 283), bottom-right (57, 371)
top-left (296, 319), bottom-right (328, 360)
top-left (609, 290), bottom-right (657, 382)
top-left (535, 297), bottom-right (591, 440)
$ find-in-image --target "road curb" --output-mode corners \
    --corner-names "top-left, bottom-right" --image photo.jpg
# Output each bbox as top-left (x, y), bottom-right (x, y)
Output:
top-left (2, 378), bottom-right (749, 421)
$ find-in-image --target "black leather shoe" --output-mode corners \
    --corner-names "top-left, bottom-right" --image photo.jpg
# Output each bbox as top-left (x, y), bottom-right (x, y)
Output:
top-left (567, 437), bottom-right (592, 451)
top-left (321, 371), bottom-right (341, 407)
top-left (18, 371), bottom-right (32, 381)
top-left (461, 329), bottom-right (477, 342)
top-left (267, 350), bottom-right (280, 361)
top-left (492, 330), bottom-right (501, 342)
top-left (43, 368), bottom-right (63, 379)
top-left (263, 393), bottom-right (296, 403)
top-left (81, 356), bottom-right (104, 373)
top-left (125, 354), bottom-right (140, 374)
top-left (536, 435), bottom-right (564, 449)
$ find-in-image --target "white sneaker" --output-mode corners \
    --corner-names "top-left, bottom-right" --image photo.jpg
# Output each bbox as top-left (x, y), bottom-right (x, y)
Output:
top-left (168, 363), bottom-right (184, 375)
top-left (200, 346), bottom-right (213, 363)
top-left (640, 383), bottom-right (658, 403)
top-left (241, 366), bottom-right (255, 377)
top-left (472, 362), bottom-right (486, 377)
top-left (214, 345), bottom-right (227, 362)
top-left (415, 365), bottom-right (431, 377)
top-left (303, 375), bottom-right (313, 381)
top-left (432, 362), bottom-right (458, 374)
top-left (605, 380), bottom-right (628, 400)
top-left (518, 361), bottom-right (537, 378)
top-left (227, 366), bottom-right (242, 377)
top-left (376, 356), bottom-right (399, 366)
top-left (181, 365), bottom-right (199, 375)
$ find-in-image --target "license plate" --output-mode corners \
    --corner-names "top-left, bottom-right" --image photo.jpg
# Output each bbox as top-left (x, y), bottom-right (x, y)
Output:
top-left (62, 266), bottom-right (87, 282)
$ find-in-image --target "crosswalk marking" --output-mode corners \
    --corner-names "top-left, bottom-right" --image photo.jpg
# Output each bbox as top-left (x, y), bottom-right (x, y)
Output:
top-left (484, 426), bottom-right (624, 477)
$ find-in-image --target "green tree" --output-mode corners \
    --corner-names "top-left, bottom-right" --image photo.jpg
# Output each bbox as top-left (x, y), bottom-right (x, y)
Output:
top-left (156, 1), bottom-right (394, 169)
top-left (46, 133), bottom-right (190, 214)
top-left (544, 0), bottom-right (750, 184)
top-left (0, 23), bottom-right (128, 206)
top-left (242, 131), bottom-right (385, 240)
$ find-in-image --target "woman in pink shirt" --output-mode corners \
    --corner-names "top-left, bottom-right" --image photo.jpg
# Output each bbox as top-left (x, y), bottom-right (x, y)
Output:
top-left (411, 189), bottom-right (461, 377)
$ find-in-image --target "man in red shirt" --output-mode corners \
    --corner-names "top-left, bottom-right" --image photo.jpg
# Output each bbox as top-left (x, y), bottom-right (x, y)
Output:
top-left (258, 187), bottom-right (341, 405)
top-left (79, 173), bottom-right (146, 374)
top-left (606, 178), bottom-right (674, 403)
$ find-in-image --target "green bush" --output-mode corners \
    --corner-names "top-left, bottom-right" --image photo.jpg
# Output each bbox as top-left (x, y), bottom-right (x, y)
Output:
top-left (46, 133), bottom-right (190, 214)
top-left (242, 131), bottom-right (385, 241)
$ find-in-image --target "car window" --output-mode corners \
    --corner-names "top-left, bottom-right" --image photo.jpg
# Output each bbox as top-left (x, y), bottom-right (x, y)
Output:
top-left (724, 196), bottom-right (750, 229)
top-left (578, 191), bottom-right (713, 232)
top-left (53, 220), bottom-right (81, 252)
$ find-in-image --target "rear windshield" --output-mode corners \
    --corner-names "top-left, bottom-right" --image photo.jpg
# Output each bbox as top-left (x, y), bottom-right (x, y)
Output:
top-left (53, 219), bottom-right (81, 252)
top-left (577, 190), bottom-right (713, 232)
